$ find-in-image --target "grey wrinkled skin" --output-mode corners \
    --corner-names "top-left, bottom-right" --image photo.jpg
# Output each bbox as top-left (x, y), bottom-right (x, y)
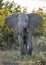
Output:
top-left (5, 13), bottom-right (43, 55)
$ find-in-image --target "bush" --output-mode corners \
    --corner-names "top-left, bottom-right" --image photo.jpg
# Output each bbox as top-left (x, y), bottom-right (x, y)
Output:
top-left (33, 36), bottom-right (46, 51)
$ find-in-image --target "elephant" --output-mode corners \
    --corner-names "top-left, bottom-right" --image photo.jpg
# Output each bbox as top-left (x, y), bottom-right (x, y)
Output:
top-left (5, 13), bottom-right (43, 55)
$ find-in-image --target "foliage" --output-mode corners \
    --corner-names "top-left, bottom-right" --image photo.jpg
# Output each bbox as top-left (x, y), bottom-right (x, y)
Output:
top-left (33, 36), bottom-right (46, 51)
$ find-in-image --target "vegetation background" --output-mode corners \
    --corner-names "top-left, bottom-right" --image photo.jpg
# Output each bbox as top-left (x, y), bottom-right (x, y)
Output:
top-left (0, 0), bottom-right (46, 65)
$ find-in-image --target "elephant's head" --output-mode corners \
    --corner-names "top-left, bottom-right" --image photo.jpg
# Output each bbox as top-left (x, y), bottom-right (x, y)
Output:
top-left (18, 14), bottom-right (29, 35)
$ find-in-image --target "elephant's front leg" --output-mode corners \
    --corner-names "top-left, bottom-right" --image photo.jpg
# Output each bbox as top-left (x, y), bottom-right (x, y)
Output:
top-left (18, 34), bottom-right (26, 55)
top-left (27, 31), bottom-right (33, 55)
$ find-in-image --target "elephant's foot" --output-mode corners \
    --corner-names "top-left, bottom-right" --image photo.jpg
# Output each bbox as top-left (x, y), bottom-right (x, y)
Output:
top-left (27, 47), bottom-right (33, 55)
top-left (21, 51), bottom-right (25, 55)
top-left (20, 47), bottom-right (26, 55)
top-left (20, 44), bottom-right (27, 55)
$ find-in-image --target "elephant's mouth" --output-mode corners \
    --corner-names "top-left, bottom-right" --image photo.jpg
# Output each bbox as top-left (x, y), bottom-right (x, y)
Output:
top-left (23, 28), bottom-right (28, 44)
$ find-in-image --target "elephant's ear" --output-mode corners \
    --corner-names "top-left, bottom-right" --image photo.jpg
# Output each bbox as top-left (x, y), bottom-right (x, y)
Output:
top-left (5, 13), bottom-right (18, 37)
top-left (27, 13), bottom-right (43, 34)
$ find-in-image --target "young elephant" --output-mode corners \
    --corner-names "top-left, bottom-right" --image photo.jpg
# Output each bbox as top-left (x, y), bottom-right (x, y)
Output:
top-left (5, 13), bottom-right (43, 55)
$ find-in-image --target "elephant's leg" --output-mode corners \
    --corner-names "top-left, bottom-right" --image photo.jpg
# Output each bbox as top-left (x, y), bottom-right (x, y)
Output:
top-left (18, 35), bottom-right (25, 55)
top-left (24, 44), bottom-right (27, 55)
top-left (27, 31), bottom-right (33, 55)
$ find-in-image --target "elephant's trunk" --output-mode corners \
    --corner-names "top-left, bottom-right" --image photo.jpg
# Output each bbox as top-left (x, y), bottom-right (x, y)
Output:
top-left (23, 28), bottom-right (28, 45)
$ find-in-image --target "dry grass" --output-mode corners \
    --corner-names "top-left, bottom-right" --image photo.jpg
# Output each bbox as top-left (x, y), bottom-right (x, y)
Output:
top-left (0, 50), bottom-right (46, 65)
top-left (0, 50), bottom-right (34, 65)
